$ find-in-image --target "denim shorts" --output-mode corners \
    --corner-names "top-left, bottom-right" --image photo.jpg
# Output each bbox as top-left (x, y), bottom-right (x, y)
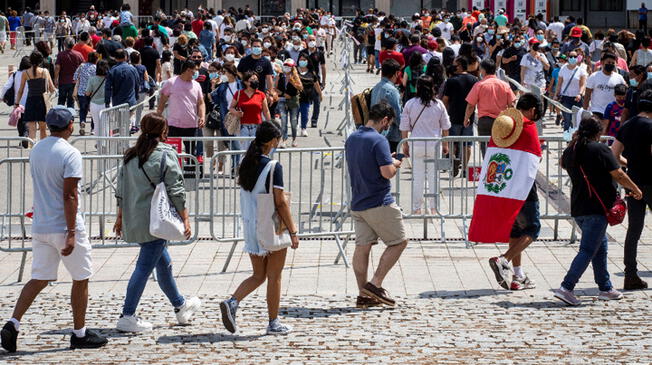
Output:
top-left (510, 201), bottom-right (541, 240)
top-left (448, 124), bottom-right (474, 147)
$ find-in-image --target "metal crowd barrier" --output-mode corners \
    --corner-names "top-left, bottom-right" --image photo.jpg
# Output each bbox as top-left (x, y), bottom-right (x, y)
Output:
top-left (211, 147), bottom-right (353, 272)
top-left (0, 153), bottom-right (200, 282)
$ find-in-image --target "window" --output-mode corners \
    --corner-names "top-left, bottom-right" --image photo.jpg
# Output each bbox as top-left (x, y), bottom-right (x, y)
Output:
top-left (590, 0), bottom-right (624, 11)
top-left (560, 0), bottom-right (581, 12)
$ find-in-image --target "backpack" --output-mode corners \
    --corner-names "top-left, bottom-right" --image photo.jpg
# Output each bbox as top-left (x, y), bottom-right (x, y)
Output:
top-left (351, 88), bottom-right (372, 127)
top-left (3, 73), bottom-right (15, 107)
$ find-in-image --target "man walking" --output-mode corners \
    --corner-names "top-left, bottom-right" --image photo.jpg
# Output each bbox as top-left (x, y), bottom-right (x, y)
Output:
top-left (345, 102), bottom-right (408, 308)
top-left (300, 34), bottom-right (327, 128)
top-left (371, 59), bottom-right (402, 152)
top-left (105, 49), bottom-right (140, 109)
top-left (1, 107), bottom-right (108, 352)
top-left (55, 37), bottom-right (84, 108)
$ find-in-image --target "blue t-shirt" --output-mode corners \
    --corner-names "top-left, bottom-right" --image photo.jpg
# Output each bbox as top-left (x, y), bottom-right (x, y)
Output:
top-left (345, 126), bottom-right (395, 211)
top-left (641, 7), bottom-right (648, 21)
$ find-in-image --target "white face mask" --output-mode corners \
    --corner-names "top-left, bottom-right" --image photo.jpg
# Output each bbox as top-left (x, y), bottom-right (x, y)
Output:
top-left (224, 53), bottom-right (235, 62)
top-left (282, 65), bottom-right (292, 73)
top-left (308, 41), bottom-right (316, 48)
top-left (220, 74), bottom-right (229, 82)
top-left (223, 35), bottom-right (231, 42)
top-left (263, 41), bottom-right (272, 48)
top-left (293, 44), bottom-right (301, 51)
top-left (476, 37), bottom-right (483, 43)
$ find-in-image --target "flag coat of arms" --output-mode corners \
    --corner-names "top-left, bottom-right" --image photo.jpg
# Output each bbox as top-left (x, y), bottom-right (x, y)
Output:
top-left (468, 113), bottom-right (542, 243)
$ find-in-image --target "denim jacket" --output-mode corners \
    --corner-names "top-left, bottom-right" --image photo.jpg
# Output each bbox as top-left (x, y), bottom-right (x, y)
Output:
top-left (211, 80), bottom-right (244, 122)
top-left (370, 77), bottom-right (402, 143)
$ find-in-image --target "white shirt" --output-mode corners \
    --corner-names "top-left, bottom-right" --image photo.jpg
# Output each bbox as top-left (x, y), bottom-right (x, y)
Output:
top-left (422, 51), bottom-right (442, 64)
top-left (449, 43), bottom-right (461, 56)
top-left (399, 97), bottom-right (451, 137)
top-left (374, 27), bottom-right (382, 50)
top-left (586, 71), bottom-right (626, 113)
top-left (547, 22), bottom-right (564, 42)
top-left (30, 137), bottom-right (85, 234)
top-left (437, 22), bottom-right (454, 40)
top-left (213, 15), bottom-right (224, 28)
top-left (0, 70), bottom-right (27, 106)
top-left (558, 64), bottom-right (588, 97)
top-left (225, 81), bottom-right (238, 107)
top-left (519, 52), bottom-right (547, 89)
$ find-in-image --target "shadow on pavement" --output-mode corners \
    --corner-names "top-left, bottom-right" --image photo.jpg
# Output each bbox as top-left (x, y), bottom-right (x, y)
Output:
top-left (157, 333), bottom-right (264, 344)
top-left (493, 300), bottom-right (568, 309)
top-left (613, 270), bottom-right (652, 277)
top-left (0, 346), bottom-right (70, 357)
top-left (281, 306), bottom-right (386, 318)
top-left (419, 289), bottom-right (511, 299)
top-left (40, 328), bottom-right (134, 339)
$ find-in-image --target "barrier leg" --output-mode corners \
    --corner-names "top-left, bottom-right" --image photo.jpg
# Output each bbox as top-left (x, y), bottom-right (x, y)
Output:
top-left (17, 251), bottom-right (27, 282)
top-left (221, 241), bottom-right (239, 273)
top-left (333, 234), bottom-right (350, 267)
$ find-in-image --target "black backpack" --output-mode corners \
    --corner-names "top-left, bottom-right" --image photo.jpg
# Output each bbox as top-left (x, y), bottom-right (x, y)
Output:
top-left (3, 73), bottom-right (15, 107)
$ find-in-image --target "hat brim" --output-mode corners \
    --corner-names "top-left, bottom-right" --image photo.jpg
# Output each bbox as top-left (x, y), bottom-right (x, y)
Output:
top-left (491, 108), bottom-right (524, 148)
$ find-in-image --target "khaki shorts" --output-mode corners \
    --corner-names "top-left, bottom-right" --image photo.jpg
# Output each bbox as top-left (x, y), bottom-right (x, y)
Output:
top-left (351, 203), bottom-right (407, 246)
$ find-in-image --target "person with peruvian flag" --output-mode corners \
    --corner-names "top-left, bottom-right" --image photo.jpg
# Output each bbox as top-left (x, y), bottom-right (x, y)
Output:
top-left (468, 94), bottom-right (543, 291)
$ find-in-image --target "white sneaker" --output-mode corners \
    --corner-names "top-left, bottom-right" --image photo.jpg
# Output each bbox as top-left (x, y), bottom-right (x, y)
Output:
top-left (301, 129), bottom-right (308, 137)
top-left (116, 315), bottom-right (153, 333)
top-left (175, 296), bottom-right (201, 325)
top-left (266, 319), bottom-right (292, 335)
top-left (598, 289), bottom-right (624, 301)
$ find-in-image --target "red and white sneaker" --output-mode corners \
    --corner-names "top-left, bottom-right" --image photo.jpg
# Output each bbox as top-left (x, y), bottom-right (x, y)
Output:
top-left (510, 275), bottom-right (536, 290)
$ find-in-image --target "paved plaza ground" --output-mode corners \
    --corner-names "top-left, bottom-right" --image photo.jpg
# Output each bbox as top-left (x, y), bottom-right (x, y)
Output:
top-left (0, 43), bottom-right (651, 364)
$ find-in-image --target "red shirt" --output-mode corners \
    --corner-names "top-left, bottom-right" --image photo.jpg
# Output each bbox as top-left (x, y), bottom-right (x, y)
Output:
top-left (236, 89), bottom-right (266, 125)
top-left (191, 19), bottom-right (204, 37)
top-left (91, 34), bottom-right (101, 48)
top-left (72, 43), bottom-right (94, 61)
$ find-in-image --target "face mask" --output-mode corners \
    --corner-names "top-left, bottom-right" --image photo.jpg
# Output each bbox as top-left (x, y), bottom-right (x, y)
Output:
top-left (252, 46), bottom-right (262, 55)
top-left (603, 63), bottom-right (616, 72)
top-left (514, 41), bottom-right (523, 48)
top-left (224, 53), bottom-right (235, 62)
top-left (552, 47), bottom-right (559, 52)
top-left (263, 41), bottom-right (272, 48)
top-left (241, 40), bottom-right (248, 46)
top-left (630, 79), bottom-right (639, 87)
top-left (476, 37), bottom-right (483, 43)
top-left (220, 74), bottom-right (229, 83)
top-left (384, 32), bottom-right (390, 37)
top-left (263, 55), bottom-right (271, 61)
top-left (488, 29), bottom-right (495, 35)
top-left (249, 79), bottom-right (259, 89)
top-left (496, 34), bottom-right (503, 40)
top-left (192, 71), bottom-right (199, 80)
top-left (568, 57), bottom-right (577, 65)
top-left (648, 72), bottom-right (652, 79)
top-left (209, 72), bottom-right (219, 80)
top-left (282, 65), bottom-right (292, 73)
top-left (223, 35), bottom-right (231, 42)
top-left (308, 41), bottom-right (316, 48)
top-left (299, 60), bottom-right (308, 68)
top-left (293, 44), bottom-right (301, 51)
top-left (536, 34), bottom-right (544, 41)
top-left (302, 34), bottom-right (308, 39)
top-left (292, 35), bottom-right (300, 41)
top-left (262, 27), bottom-right (269, 33)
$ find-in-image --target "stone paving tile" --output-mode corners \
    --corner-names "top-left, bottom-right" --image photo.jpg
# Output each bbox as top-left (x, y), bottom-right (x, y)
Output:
top-left (1, 293), bottom-right (651, 364)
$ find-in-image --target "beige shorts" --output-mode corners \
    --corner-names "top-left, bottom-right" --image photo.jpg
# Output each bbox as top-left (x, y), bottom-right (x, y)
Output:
top-left (351, 203), bottom-right (407, 246)
top-left (31, 231), bottom-right (93, 281)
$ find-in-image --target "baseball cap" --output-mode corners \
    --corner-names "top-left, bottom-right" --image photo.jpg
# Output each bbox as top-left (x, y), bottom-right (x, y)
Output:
top-left (570, 27), bottom-right (582, 38)
top-left (45, 106), bottom-right (75, 129)
top-left (528, 38), bottom-right (540, 45)
top-left (283, 58), bottom-right (295, 67)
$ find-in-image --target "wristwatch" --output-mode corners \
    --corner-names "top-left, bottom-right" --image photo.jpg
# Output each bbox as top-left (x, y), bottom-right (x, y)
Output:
top-left (289, 231), bottom-right (298, 236)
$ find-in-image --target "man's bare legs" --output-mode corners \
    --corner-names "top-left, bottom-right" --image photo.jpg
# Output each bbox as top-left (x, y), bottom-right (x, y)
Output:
top-left (353, 241), bottom-right (408, 293)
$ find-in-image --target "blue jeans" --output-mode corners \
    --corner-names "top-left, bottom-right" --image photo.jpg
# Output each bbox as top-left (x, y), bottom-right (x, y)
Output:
top-left (374, 50), bottom-right (380, 68)
top-left (122, 239), bottom-right (185, 316)
top-left (58, 83), bottom-right (75, 108)
top-left (560, 95), bottom-right (582, 131)
top-left (78, 95), bottom-right (90, 127)
top-left (299, 101), bottom-right (311, 129)
top-left (310, 91), bottom-right (321, 127)
top-left (278, 100), bottom-right (299, 140)
top-left (561, 215), bottom-right (613, 292)
top-left (240, 124), bottom-right (258, 151)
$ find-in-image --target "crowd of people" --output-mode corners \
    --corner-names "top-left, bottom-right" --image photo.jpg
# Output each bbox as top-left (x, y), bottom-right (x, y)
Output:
top-left (0, 4), bottom-right (651, 355)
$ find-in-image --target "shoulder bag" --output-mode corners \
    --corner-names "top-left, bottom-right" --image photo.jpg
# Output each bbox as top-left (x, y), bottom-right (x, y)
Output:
top-left (141, 151), bottom-right (187, 241)
top-left (3, 73), bottom-right (15, 106)
top-left (561, 66), bottom-right (579, 97)
top-left (410, 104), bottom-right (427, 131)
top-left (579, 165), bottom-right (626, 226)
top-left (256, 160), bottom-right (292, 251)
top-left (224, 88), bottom-right (242, 135)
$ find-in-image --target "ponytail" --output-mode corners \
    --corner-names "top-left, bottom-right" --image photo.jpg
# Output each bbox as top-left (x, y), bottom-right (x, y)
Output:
top-left (563, 115), bottom-right (602, 169)
top-left (238, 121), bottom-right (282, 191)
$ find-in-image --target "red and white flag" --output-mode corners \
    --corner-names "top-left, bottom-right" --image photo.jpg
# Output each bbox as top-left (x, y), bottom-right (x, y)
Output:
top-left (468, 123), bottom-right (541, 243)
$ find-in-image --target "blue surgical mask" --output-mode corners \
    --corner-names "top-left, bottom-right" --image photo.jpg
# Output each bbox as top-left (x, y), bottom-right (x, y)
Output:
top-left (192, 71), bottom-right (199, 80)
top-left (536, 34), bottom-right (544, 41)
top-left (209, 72), bottom-right (219, 80)
top-left (298, 60), bottom-right (308, 68)
top-left (568, 57), bottom-right (577, 65)
top-left (647, 72), bottom-right (652, 80)
top-left (302, 34), bottom-right (308, 39)
top-left (630, 78), bottom-right (639, 87)
top-left (496, 34), bottom-right (502, 40)
top-left (252, 46), bottom-right (262, 55)
top-left (514, 41), bottom-right (523, 48)
top-left (488, 29), bottom-right (495, 35)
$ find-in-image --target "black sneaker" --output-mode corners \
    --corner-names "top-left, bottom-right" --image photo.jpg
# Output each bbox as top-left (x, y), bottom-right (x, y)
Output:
top-left (70, 329), bottom-right (108, 349)
top-left (356, 295), bottom-right (382, 309)
top-left (1, 321), bottom-right (18, 353)
top-left (219, 300), bottom-right (238, 334)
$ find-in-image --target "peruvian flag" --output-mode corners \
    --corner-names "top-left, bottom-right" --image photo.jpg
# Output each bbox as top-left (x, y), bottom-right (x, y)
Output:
top-left (468, 122), bottom-right (542, 243)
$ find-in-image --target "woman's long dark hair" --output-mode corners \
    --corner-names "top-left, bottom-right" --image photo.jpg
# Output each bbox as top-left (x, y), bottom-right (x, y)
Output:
top-left (238, 121), bottom-right (282, 191)
top-left (29, 51), bottom-right (43, 74)
top-left (123, 113), bottom-right (168, 168)
top-left (416, 74), bottom-right (434, 106)
top-left (562, 116), bottom-right (602, 169)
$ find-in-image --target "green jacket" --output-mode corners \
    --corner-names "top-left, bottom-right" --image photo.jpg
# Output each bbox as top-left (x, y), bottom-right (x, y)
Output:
top-left (116, 143), bottom-right (186, 243)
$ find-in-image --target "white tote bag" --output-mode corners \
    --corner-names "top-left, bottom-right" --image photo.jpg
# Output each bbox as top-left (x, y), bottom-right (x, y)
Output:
top-left (142, 151), bottom-right (187, 242)
top-left (256, 161), bottom-right (292, 251)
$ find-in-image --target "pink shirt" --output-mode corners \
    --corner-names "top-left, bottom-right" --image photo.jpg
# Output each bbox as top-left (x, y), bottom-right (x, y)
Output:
top-left (465, 75), bottom-right (516, 119)
top-left (161, 76), bottom-right (203, 128)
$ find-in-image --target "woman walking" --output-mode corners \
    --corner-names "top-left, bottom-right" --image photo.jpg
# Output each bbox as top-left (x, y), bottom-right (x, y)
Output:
top-left (113, 113), bottom-right (201, 332)
top-left (297, 54), bottom-right (322, 137)
top-left (400, 75), bottom-right (451, 215)
top-left (15, 51), bottom-right (55, 141)
top-left (555, 116), bottom-right (642, 306)
top-left (229, 71), bottom-right (271, 151)
top-left (85, 60), bottom-right (108, 136)
top-left (219, 121), bottom-right (299, 335)
top-left (276, 58), bottom-right (302, 148)
top-left (73, 51), bottom-right (98, 135)
top-left (555, 50), bottom-right (588, 131)
top-left (212, 63), bottom-right (244, 174)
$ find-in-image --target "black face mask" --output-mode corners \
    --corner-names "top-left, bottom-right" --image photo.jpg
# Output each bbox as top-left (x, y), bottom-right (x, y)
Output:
top-left (603, 63), bottom-right (616, 72)
top-left (249, 80), bottom-right (260, 89)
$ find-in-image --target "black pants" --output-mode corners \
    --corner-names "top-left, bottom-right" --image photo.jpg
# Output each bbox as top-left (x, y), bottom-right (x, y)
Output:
top-left (640, 19), bottom-right (648, 33)
top-left (168, 126), bottom-right (198, 155)
top-left (624, 185), bottom-right (652, 277)
top-left (477, 116), bottom-right (495, 157)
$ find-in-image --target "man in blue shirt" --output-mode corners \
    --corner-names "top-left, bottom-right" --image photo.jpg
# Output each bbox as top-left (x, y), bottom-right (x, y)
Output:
top-left (640, 3), bottom-right (648, 33)
top-left (345, 102), bottom-right (407, 309)
top-left (105, 49), bottom-right (139, 108)
top-left (371, 58), bottom-right (402, 152)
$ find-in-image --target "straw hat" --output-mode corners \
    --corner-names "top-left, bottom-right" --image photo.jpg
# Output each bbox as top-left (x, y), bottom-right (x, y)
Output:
top-left (491, 108), bottom-right (524, 148)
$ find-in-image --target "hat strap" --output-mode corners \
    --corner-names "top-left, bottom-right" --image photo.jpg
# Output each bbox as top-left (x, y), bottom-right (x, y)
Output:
top-left (501, 119), bottom-right (517, 141)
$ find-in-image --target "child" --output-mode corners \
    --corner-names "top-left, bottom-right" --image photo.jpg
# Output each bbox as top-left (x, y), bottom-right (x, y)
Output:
top-left (603, 83), bottom-right (627, 145)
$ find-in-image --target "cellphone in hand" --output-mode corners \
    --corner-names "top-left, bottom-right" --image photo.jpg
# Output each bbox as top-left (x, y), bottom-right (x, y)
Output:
top-left (395, 153), bottom-right (406, 161)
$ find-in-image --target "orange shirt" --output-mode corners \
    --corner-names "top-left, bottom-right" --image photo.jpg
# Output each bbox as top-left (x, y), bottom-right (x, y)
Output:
top-left (465, 75), bottom-right (516, 119)
top-left (72, 43), bottom-right (94, 61)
